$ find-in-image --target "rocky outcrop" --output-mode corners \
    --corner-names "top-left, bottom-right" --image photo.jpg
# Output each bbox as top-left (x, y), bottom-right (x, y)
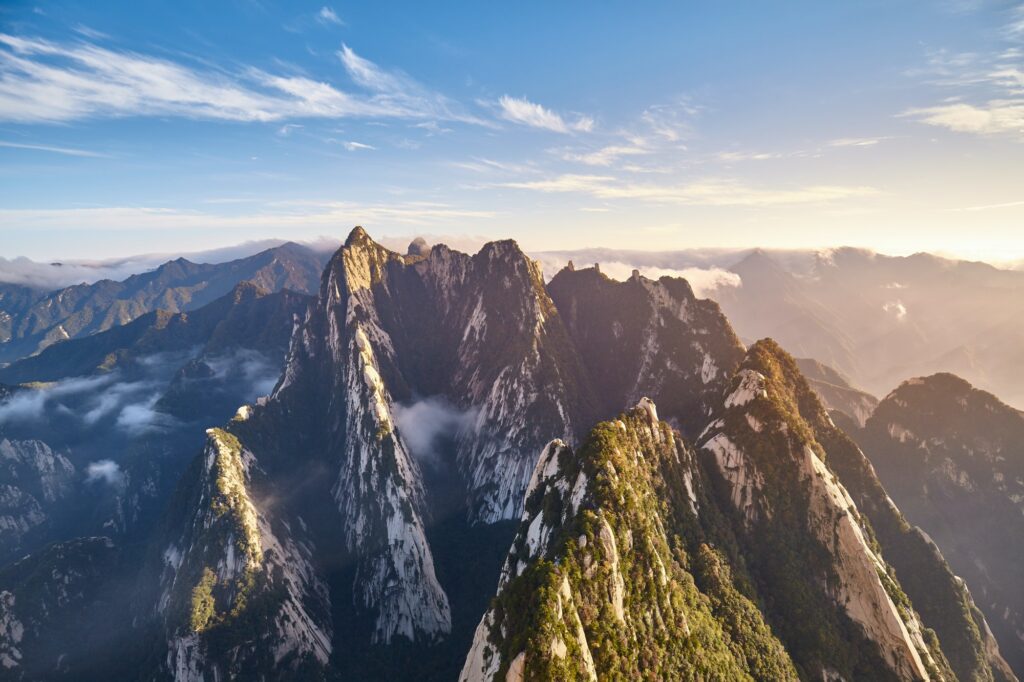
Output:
top-left (157, 427), bottom-right (331, 681)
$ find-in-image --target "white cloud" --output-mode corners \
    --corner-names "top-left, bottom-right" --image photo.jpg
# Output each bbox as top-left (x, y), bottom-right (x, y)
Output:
top-left (499, 174), bottom-right (880, 206)
top-left (85, 459), bottom-right (124, 486)
top-left (393, 396), bottom-right (478, 465)
top-left (883, 300), bottom-right (908, 320)
top-left (204, 349), bottom-right (281, 401)
top-left (115, 394), bottom-right (174, 435)
top-left (0, 374), bottom-right (114, 424)
top-left (715, 150), bottom-right (783, 161)
top-left (903, 18), bottom-right (1024, 141)
top-left (337, 44), bottom-right (483, 124)
top-left (0, 33), bottom-right (479, 125)
top-left (596, 261), bottom-right (742, 298)
top-left (1006, 4), bottom-right (1024, 40)
top-left (0, 140), bottom-right (106, 157)
top-left (317, 7), bottom-right (344, 26)
top-left (828, 137), bottom-right (888, 147)
top-left (340, 140), bottom-right (375, 150)
top-left (497, 95), bottom-right (593, 133)
top-left (902, 100), bottom-right (1024, 138)
top-left (563, 144), bottom-right (650, 166)
top-left (640, 100), bottom-right (701, 142)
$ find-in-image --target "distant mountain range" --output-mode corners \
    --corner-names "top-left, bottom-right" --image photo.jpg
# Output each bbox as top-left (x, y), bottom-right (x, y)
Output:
top-left (539, 246), bottom-right (1024, 410)
top-left (0, 231), bottom-right (1018, 681)
top-left (0, 242), bottom-right (327, 365)
top-left (0, 281), bottom-right (311, 567)
top-left (854, 374), bottom-right (1024, 675)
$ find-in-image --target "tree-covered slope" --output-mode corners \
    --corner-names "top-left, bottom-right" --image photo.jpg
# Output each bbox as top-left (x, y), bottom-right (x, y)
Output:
top-left (461, 402), bottom-right (797, 681)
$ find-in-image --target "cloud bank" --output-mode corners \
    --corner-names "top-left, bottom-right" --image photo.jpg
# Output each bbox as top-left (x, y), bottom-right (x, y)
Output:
top-left (393, 396), bottom-right (478, 466)
top-left (594, 262), bottom-right (743, 298)
top-left (85, 459), bottom-right (124, 486)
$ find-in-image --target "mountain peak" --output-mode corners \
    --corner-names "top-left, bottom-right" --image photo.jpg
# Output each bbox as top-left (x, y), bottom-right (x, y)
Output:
top-left (229, 280), bottom-right (269, 304)
top-left (344, 225), bottom-right (373, 248)
top-left (477, 238), bottom-right (525, 261)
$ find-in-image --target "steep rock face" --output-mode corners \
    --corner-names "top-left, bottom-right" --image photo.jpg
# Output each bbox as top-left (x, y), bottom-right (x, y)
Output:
top-left (702, 343), bottom-right (940, 681)
top-left (548, 264), bottom-right (745, 438)
top-left (0, 438), bottom-right (74, 558)
top-left (701, 340), bottom-right (1014, 682)
top-left (461, 403), bottom-right (798, 681)
top-left (276, 227), bottom-right (593, 526)
top-left (156, 427), bottom-right (332, 681)
top-left (796, 357), bottom-right (879, 427)
top-left (267, 228), bottom-right (453, 644)
top-left (425, 242), bottom-right (596, 523)
top-left (859, 373), bottom-right (1024, 676)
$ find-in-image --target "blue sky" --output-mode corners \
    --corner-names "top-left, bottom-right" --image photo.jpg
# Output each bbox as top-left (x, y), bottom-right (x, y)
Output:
top-left (1, 0), bottom-right (1022, 261)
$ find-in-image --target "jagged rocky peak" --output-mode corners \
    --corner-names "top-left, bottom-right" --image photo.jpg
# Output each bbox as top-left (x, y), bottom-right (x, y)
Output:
top-left (462, 399), bottom-right (799, 681)
top-left (280, 226), bottom-right (593, 525)
top-left (547, 261), bottom-right (745, 438)
top-left (156, 427), bottom-right (331, 681)
top-left (700, 339), bottom-right (1013, 681)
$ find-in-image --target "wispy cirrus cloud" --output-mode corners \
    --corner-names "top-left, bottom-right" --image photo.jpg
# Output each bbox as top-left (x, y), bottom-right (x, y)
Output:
top-left (339, 140), bottom-right (374, 150)
top-left (498, 174), bottom-right (880, 206)
top-left (902, 7), bottom-right (1024, 140)
top-left (317, 7), bottom-right (344, 26)
top-left (560, 143), bottom-right (651, 166)
top-left (336, 44), bottom-right (487, 125)
top-left (497, 95), bottom-right (594, 133)
top-left (828, 136), bottom-right (890, 147)
top-left (0, 139), bottom-right (107, 157)
top-left (0, 33), bottom-right (481, 126)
